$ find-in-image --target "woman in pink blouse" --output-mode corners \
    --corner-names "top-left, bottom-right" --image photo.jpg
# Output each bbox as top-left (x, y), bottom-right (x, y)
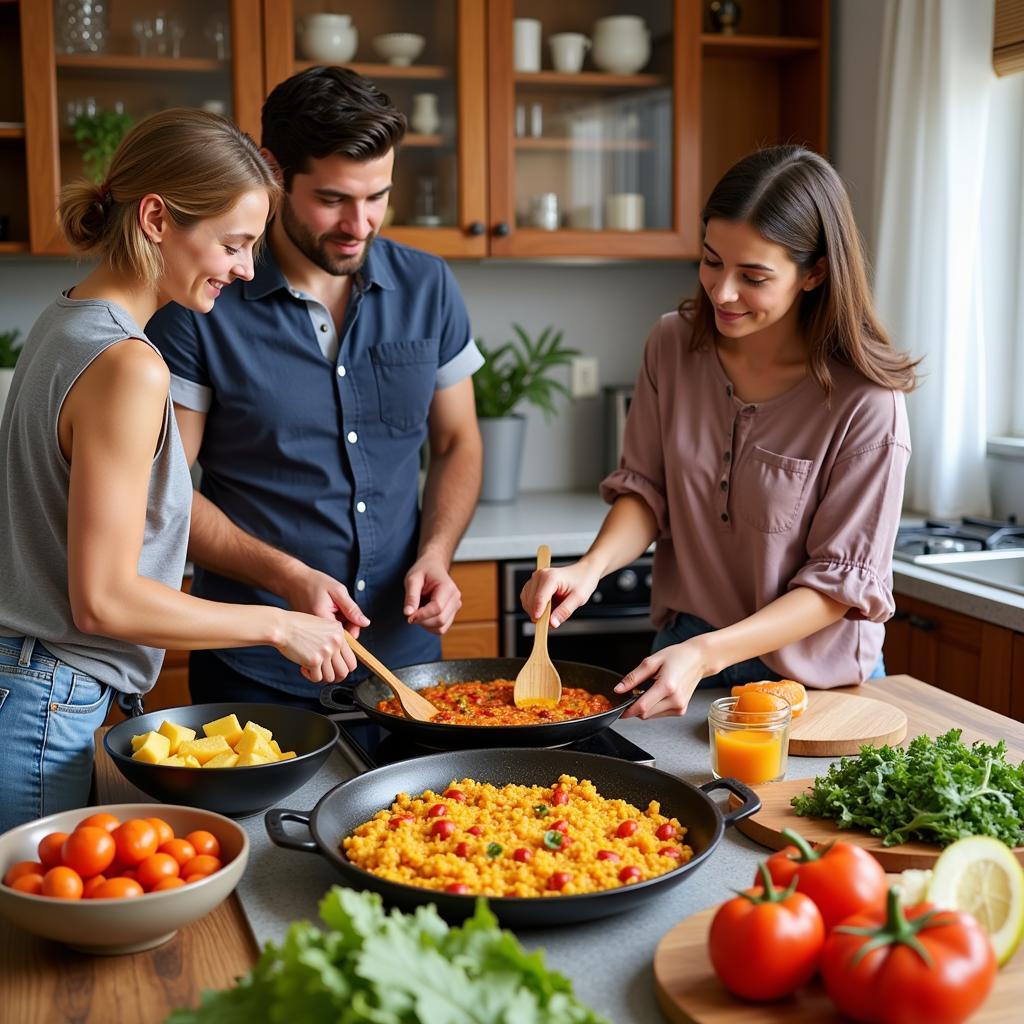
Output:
top-left (522, 146), bottom-right (918, 719)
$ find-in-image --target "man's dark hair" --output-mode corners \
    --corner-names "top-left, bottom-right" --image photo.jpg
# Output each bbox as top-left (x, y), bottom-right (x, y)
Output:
top-left (261, 66), bottom-right (407, 189)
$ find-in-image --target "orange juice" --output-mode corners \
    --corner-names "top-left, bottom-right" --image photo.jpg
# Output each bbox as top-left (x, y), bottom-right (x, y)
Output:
top-left (714, 728), bottom-right (783, 785)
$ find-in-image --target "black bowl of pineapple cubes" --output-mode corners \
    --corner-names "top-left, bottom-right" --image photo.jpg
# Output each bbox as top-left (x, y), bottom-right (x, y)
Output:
top-left (104, 703), bottom-right (339, 817)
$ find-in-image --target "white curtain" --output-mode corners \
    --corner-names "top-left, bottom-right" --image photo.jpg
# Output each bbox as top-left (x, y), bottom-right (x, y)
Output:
top-left (873, 0), bottom-right (998, 516)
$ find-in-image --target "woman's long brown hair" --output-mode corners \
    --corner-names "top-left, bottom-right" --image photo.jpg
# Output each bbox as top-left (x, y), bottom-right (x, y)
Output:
top-left (680, 146), bottom-right (918, 394)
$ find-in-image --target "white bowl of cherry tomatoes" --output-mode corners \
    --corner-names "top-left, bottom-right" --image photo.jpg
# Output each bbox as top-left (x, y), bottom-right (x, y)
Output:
top-left (0, 803), bottom-right (248, 954)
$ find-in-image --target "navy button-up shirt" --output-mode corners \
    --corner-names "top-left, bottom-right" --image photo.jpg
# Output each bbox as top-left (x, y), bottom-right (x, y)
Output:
top-left (147, 239), bottom-right (481, 693)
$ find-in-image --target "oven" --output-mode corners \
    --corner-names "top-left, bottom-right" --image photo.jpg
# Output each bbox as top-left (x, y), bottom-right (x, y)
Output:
top-left (501, 555), bottom-right (657, 675)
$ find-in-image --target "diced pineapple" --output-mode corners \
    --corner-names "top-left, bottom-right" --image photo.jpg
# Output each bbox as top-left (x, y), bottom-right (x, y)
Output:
top-left (131, 731), bottom-right (156, 752)
top-left (181, 754), bottom-right (202, 768)
top-left (235, 750), bottom-right (273, 767)
top-left (202, 713), bottom-right (244, 748)
top-left (235, 730), bottom-right (276, 760)
top-left (132, 732), bottom-right (171, 764)
top-left (158, 720), bottom-right (196, 756)
top-left (203, 750), bottom-right (240, 769)
top-left (278, 751), bottom-right (297, 761)
top-left (242, 720), bottom-right (273, 743)
top-left (270, 739), bottom-right (282, 755)
top-left (178, 735), bottom-right (232, 765)
top-left (159, 754), bottom-right (188, 767)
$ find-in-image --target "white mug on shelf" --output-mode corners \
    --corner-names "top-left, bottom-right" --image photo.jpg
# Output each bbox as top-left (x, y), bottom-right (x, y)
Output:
top-left (513, 18), bottom-right (542, 72)
top-left (548, 32), bottom-right (590, 74)
top-left (410, 92), bottom-right (440, 135)
top-left (605, 193), bottom-right (645, 231)
top-left (296, 13), bottom-right (357, 64)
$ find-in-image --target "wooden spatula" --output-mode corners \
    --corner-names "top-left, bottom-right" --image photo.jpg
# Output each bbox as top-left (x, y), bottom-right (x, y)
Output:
top-left (343, 633), bottom-right (439, 721)
top-left (513, 544), bottom-right (562, 709)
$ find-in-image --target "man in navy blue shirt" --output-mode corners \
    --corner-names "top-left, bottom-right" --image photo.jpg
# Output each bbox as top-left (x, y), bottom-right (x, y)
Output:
top-left (148, 67), bottom-right (483, 707)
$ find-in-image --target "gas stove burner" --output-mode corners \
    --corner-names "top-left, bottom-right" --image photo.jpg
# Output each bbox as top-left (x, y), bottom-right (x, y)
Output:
top-left (893, 516), bottom-right (1024, 561)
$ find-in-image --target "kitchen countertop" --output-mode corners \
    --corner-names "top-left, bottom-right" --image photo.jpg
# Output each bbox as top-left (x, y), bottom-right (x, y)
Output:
top-left (5, 676), bottom-right (1024, 1023)
top-left (455, 491), bottom-right (1024, 629)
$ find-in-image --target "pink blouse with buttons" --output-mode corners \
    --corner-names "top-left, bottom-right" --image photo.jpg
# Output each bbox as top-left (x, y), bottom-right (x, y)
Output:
top-left (600, 312), bottom-right (911, 688)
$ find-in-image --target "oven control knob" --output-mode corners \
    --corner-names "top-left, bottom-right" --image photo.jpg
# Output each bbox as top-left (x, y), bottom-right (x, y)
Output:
top-left (590, 591), bottom-right (604, 603)
top-left (644, 572), bottom-right (653, 589)
top-left (616, 569), bottom-right (638, 592)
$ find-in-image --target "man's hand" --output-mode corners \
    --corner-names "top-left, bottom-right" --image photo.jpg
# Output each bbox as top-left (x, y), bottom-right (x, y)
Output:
top-left (279, 565), bottom-right (370, 635)
top-left (403, 553), bottom-right (462, 634)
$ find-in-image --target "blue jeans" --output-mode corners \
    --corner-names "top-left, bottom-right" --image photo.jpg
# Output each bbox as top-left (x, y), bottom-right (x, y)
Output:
top-left (0, 636), bottom-right (113, 834)
top-left (652, 613), bottom-right (886, 688)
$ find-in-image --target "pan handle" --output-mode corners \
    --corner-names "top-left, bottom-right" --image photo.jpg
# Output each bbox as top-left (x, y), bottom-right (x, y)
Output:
top-left (265, 808), bottom-right (319, 853)
top-left (319, 683), bottom-right (359, 712)
top-left (699, 777), bottom-right (761, 828)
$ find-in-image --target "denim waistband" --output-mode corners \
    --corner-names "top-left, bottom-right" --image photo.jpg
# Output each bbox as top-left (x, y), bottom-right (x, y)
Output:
top-left (0, 635), bottom-right (58, 667)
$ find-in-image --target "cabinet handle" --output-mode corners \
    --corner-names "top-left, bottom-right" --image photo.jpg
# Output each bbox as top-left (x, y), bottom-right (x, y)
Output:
top-left (467, 221), bottom-right (485, 236)
top-left (908, 614), bottom-right (937, 632)
top-left (493, 221), bottom-right (510, 237)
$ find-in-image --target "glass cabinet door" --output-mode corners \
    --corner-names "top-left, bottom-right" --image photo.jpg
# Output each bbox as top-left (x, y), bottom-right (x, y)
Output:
top-left (22, 0), bottom-right (263, 254)
top-left (488, 0), bottom-right (700, 258)
top-left (263, 0), bottom-right (487, 258)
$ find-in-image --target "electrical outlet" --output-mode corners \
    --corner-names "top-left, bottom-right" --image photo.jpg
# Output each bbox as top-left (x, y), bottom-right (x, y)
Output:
top-left (570, 356), bottom-right (599, 398)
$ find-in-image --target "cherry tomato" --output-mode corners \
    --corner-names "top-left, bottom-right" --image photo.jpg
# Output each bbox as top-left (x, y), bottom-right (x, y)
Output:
top-left (443, 789), bottom-right (466, 802)
top-left (547, 871), bottom-right (572, 891)
top-left (93, 877), bottom-right (144, 899)
top-left (182, 854), bottom-right (221, 877)
top-left (512, 847), bottom-right (532, 863)
top-left (821, 889), bottom-right (996, 1024)
top-left (112, 819), bottom-right (159, 866)
top-left (4, 860), bottom-right (46, 886)
top-left (61, 826), bottom-right (116, 879)
top-left (659, 847), bottom-right (682, 860)
top-left (159, 839), bottom-right (196, 867)
top-left (145, 817), bottom-right (174, 848)
top-left (454, 842), bottom-right (470, 858)
top-left (618, 865), bottom-right (643, 883)
top-left (185, 830), bottom-right (220, 858)
top-left (551, 819), bottom-right (569, 834)
top-left (37, 832), bottom-right (68, 869)
top-left (151, 877), bottom-right (186, 891)
top-left (427, 804), bottom-right (447, 818)
top-left (761, 828), bottom-right (888, 932)
top-left (136, 853), bottom-right (180, 890)
top-left (41, 866), bottom-right (84, 899)
top-left (551, 787), bottom-right (569, 806)
top-left (467, 826), bottom-right (483, 837)
top-left (76, 812), bottom-right (120, 833)
top-left (445, 883), bottom-right (470, 894)
top-left (431, 820), bottom-right (456, 839)
top-left (597, 849), bottom-right (620, 862)
top-left (615, 819), bottom-right (638, 839)
top-left (82, 874), bottom-right (108, 898)
top-left (709, 863), bottom-right (825, 1001)
top-left (388, 815), bottom-right (415, 830)
top-left (10, 873), bottom-right (44, 894)
top-left (655, 823), bottom-right (677, 841)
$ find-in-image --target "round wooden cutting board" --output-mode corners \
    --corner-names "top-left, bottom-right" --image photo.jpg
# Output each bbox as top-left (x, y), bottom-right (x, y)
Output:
top-left (653, 900), bottom-right (1023, 1024)
top-left (788, 691), bottom-right (907, 756)
top-left (732, 776), bottom-right (1024, 870)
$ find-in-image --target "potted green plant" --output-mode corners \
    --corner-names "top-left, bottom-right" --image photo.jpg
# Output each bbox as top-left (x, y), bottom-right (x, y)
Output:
top-left (0, 329), bottom-right (22, 422)
top-left (72, 108), bottom-right (134, 183)
top-left (473, 323), bottom-right (578, 503)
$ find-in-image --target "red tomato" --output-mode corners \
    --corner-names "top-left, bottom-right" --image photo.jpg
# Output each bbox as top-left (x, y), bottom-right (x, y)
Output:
top-left (551, 787), bottom-right (569, 806)
top-left (454, 842), bottom-right (470, 858)
top-left (145, 817), bottom-right (174, 848)
top-left (443, 788), bottom-right (466, 802)
top-left (112, 819), bottom-right (159, 866)
top-left (655, 823), bottom-right (676, 841)
top-left (3, 860), bottom-right (46, 886)
top-left (596, 850), bottom-right (620, 862)
top-left (761, 828), bottom-right (888, 932)
top-left (10, 873), bottom-right (44, 894)
top-left (93, 877), bottom-right (144, 899)
top-left (182, 854), bottom-right (221, 878)
top-left (615, 819), bottom-right (638, 838)
top-left (467, 826), bottom-right (483, 837)
top-left (185, 830), bottom-right (220, 858)
top-left (445, 883), bottom-right (470, 894)
top-left (61, 826), bottom-right (116, 878)
top-left (821, 889), bottom-right (996, 1024)
top-left (431, 820), bottom-right (456, 839)
top-left (512, 847), bottom-right (532, 863)
top-left (82, 874), bottom-right (108, 898)
top-left (546, 871), bottom-right (572, 891)
top-left (136, 853), bottom-right (180, 890)
top-left (41, 866), bottom-right (84, 900)
top-left (552, 819), bottom-right (569, 834)
top-left (618, 865), bottom-right (642, 884)
top-left (659, 847), bottom-right (682, 860)
top-left (427, 804), bottom-right (447, 818)
top-left (709, 863), bottom-right (825, 1001)
top-left (37, 832), bottom-right (68, 869)
top-left (159, 838), bottom-right (196, 867)
top-left (76, 812), bottom-right (120, 833)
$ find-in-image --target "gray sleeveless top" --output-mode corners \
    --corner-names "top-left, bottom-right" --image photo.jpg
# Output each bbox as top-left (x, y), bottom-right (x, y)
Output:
top-left (0, 295), bottom-right (192, 694)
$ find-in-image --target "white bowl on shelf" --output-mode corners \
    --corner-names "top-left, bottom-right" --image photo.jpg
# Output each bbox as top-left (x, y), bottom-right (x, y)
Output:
top-left (372, 32), bottom-right (425, 66)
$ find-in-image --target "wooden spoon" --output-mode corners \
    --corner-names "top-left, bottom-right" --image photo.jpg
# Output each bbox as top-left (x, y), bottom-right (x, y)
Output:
top-left (343, 633), bottom-right (439, 722)
top-left (513, 544), bottom-right (563, 709)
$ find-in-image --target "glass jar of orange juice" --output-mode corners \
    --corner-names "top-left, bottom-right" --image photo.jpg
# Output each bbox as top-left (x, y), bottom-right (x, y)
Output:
top-left (708, 694), bottom-right (791, 785)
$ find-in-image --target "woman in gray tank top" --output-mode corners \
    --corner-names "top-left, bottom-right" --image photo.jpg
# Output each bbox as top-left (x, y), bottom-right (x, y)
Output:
top-left (0, 110), bottom-right (356, 834)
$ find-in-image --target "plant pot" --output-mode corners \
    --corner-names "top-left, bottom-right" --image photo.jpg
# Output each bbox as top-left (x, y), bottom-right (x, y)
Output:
top-left (479, 415), bottom-right (526, 504)
top-left (0, 368), bottom-right (15, 422)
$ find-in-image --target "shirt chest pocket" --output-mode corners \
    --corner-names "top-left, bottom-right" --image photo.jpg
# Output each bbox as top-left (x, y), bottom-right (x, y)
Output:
top-left (733, 445), bottom-right (814, 533)
top-left (370, 337), bottom-right (440, 432)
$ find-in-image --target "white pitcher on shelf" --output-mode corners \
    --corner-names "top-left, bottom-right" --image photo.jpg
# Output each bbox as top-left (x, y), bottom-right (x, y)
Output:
top-left (410, 93), bottom-right (440, 135)
top-left (296, 13), bottom-right (357, 64)
top-left (591, 15), bottom-right (650, 75)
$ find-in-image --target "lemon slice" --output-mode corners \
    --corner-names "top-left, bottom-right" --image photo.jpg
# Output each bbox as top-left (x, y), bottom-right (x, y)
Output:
top-left (927, 835), bottom-right (1024, 966)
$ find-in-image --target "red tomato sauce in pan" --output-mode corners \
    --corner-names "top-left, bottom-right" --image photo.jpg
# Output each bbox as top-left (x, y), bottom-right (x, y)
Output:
top-left (375, 680), bottom-right (613, 725)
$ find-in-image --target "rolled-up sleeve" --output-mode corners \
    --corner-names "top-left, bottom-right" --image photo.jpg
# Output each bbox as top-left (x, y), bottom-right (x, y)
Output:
top-left (789, 436), bottom-right (911, 621)
top-left (599, 320), bottom-right (669, 535)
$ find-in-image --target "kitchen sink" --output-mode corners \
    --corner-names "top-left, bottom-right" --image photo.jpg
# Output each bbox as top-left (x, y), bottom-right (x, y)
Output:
top-left (910, 549), bottom-right (1024, 597)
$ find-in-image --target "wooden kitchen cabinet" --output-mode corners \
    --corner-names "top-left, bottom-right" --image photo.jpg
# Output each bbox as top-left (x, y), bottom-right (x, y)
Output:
top-left (883, 594), bottom-right (1018, 720)
top-left (442, 560), bottom-right (500, 658)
